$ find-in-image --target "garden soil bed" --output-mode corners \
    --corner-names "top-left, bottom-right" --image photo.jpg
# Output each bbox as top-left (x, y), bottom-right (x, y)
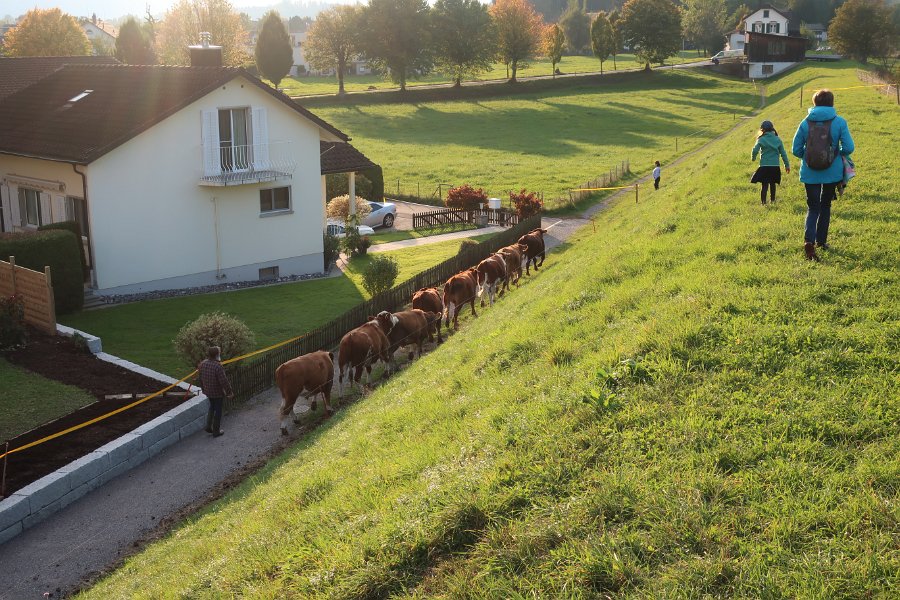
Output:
top-left (1, 328), bottom-right (193, 496)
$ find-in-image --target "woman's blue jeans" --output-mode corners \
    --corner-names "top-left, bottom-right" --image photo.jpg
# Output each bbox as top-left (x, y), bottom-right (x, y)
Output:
top-left (804, 183), bottom-right (838, 245)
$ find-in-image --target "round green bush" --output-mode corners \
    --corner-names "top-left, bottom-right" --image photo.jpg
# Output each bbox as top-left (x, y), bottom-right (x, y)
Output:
top-left (173, 312), bottom-right (256, 368)
top-left (362, 255), bottom-right (399, 296)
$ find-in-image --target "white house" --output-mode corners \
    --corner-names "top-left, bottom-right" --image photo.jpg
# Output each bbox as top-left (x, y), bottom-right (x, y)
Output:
top-left (723, 5), bottom-right (807, 79)
top-left (81, 18), bottom-right (118, 56)
top-left (725, 27), bottom-right (745, 51)
top-left (0, 54), bottom-right (375, 296)
top-left (745, 5), bottom-right (791, 36)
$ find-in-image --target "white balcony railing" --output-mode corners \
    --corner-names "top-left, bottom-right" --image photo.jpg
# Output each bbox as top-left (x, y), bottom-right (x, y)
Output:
top-left (199, 141), bottom-right (297, 186)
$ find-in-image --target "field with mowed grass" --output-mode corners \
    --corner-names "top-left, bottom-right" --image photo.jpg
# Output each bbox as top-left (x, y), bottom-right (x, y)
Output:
top-left (80, 63), bottom-right (899, 597)
top-left (280, 52), bottom-right (707, 96)
top-left (60, 236), bottom-right (490, 378)
top-left (310, 69), bottom-right (758, 207)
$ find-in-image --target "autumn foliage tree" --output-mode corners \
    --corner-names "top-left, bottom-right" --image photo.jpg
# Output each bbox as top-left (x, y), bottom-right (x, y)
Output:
top-left (2, 8), bottom-right (91, 57)
top-left (304, 5), bottom-right (361, 95)
top-left (621, 0), bottom-right (683, 69)
top-left (490, 0), bottom-right (544, 83)
top-left (254, 10), bottom-right (293, 88)
top-left (156, 0), bottom-right (248, 66)
top-left (590, 12), bottom-right (614, 74)
top-left (828, 0), bottom-right (897, 64)
top-left (543, 24), bottom-right (566, 76)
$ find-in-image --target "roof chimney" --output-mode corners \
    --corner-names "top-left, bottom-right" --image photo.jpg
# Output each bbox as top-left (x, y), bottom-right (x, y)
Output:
top-left (188, 32), bottom-right (223, 67)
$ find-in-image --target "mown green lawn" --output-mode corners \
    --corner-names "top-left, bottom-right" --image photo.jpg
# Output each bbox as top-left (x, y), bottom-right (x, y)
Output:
top-left (0, 358), bottom-right (96, 443)
top-left (310, 69), bottom-right (757, 208)
top-left (280, 52), bottom-right (707, 96)
top-left (60, 236), bottom-right (490, 378)
top-left (369, 222), bottom-right (476, 245)
top-left (81, 63), bottom-right (898, 598)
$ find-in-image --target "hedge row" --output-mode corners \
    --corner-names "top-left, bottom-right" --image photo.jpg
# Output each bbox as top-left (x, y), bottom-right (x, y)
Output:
top-left (38, 220), bottom-right (88, 280)
top-left (0, 229), bottom-right (84, 314)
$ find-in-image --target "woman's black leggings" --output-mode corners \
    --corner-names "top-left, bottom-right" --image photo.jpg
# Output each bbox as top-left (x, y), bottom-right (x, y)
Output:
top-left (761, 182), bottom-right (777, 204)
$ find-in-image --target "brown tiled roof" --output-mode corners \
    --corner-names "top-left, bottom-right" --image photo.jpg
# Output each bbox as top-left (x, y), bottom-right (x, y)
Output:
top-left (0, 63), bottom-right (348, 164)
top-left (0, 56), bottom-right (120, 101)
top-left (320, 141), bottom-right (378, 175)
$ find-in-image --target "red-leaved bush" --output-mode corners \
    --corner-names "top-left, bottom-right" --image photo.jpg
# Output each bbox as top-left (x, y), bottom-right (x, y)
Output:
top-left (446, 184), bottom-right (488, 210)
top-left (510, 189), bottom-right (543, 218)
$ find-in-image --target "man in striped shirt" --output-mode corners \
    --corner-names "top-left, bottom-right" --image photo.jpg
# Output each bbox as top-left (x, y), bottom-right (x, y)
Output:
top-left (198, 346), bottom-right (233, 437)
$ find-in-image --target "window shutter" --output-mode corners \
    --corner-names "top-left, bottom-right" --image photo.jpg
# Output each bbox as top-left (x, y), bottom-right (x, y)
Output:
top-left (40, 192), bottom-right (52, 226)
top-left (252, 107), bottom-right (270, 170)
top-left (201, 110), bottom-right (221, 176)
top-left (54, 195), bottom-right (68, 223)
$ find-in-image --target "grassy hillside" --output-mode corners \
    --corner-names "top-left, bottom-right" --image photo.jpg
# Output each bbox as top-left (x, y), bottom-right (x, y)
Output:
top-left (311, 69), bottom-right (757, 207)
top-left (82, 64), bottom-right (898, 597)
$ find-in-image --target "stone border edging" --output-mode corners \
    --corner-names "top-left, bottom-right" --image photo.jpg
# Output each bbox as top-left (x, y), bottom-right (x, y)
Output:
top-left (0, 327), bottom-right (206, 545)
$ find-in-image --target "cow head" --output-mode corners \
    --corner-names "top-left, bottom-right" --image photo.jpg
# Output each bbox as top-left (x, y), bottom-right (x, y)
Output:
top-left (375, 310), bottom-right (398, 333)
top-left (517, 243), bottom-right (528, 253)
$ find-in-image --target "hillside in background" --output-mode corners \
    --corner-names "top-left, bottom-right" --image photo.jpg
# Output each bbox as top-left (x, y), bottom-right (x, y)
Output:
top-left (82, 63), bottom-right (898, 598)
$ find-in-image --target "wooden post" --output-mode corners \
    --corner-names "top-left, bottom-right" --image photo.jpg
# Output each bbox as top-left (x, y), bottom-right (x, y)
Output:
top-left (800, 86), bottom-right (803, 108)
top-left (45, 266), bottom-right (56, 330)
top-left (1, 441), bottom-right (8, 500)
top-left (417, 182), bottom-right (420, 198)
top-left (675, 137), bottom-right (679, 152)
top-left (895, 84), bottom-right (899, 106)
top-left (634, 184), bottom-right (639, 204)
top-left (8, 256), bottom-right (16, 296)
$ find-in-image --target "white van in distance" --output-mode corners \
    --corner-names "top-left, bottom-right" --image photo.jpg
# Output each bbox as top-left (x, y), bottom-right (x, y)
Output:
top-left (711, 49), bottom-right (744, 64)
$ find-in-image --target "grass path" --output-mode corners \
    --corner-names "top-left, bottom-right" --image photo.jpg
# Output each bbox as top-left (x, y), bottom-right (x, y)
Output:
top-left (81, 63), bottom-right (899, 598)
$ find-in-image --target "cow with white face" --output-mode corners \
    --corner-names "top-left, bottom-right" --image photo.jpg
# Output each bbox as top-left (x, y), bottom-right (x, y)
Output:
top-left (337, 316), bottom-right (392, 396)
top-left (376, 309), bottom-right (437, 370)
top-left (476, 253), bottom-right (507, 307)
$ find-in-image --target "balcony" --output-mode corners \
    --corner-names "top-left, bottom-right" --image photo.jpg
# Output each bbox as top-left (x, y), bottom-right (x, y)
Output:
top-left (199, 141), bottom-right (296, 186)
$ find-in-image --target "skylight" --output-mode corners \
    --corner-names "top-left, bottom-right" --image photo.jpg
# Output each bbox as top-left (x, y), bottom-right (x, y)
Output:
top-left (68, 90), bottom-right (94, 103)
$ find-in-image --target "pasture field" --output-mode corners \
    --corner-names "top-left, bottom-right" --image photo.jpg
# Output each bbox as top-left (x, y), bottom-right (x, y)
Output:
top-left (279, 52), bottom-right (707, 96)
top-left (309, 69), bottom-right (758, 208)
top-left (60, 236), bottom-right (492, 378)
top-left (0, 358), bottom-right (95, 442)
top-left (81, 64), bottom-right (899, 597)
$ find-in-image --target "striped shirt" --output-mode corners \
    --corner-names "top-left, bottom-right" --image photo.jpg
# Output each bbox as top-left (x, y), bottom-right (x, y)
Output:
top-left (198, 359), bottom-right (233, 398)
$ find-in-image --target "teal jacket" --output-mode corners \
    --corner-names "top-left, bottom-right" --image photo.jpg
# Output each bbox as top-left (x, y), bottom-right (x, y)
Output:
top-left (791, 106), bottom-right (854, 184)
top-left (752, 132), bottom-right (790, 169)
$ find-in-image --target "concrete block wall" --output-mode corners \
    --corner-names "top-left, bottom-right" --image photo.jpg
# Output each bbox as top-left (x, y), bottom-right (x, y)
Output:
top-left (0, 327), bottom-right (206, 546)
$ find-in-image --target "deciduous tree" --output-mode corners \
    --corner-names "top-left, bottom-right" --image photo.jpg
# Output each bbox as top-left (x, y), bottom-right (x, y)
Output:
top-left (2, 8), bottom-right (91, 57)
top-left (590, 11), bottom-right (614, 73)
top-left (254, 10), bottom-right (293, 88)
top-left (621, 0), bottom-right (683, 69)
top-left (682, 0), bottom-right (728, 57)
top-left (608, 9), bottom-right (624, 69)
top-left (432, 0), bottom-right (495, 87)
top-left (357, 0), bottom-right (432, 91)
top-left (304, 5), bottom-right (361, 95)
top-left (156, 0), bottom-right (248, 66)
top-left (116, 16), bottom-right (157, 64)
top-left (543, 23), bottom-right (566, 77)
top-left (828, 0), bottom-right (896, 63)
top-left (490, 0), bottom-right (544, 82)
top-left (559, 4), bottom-right (591, 53)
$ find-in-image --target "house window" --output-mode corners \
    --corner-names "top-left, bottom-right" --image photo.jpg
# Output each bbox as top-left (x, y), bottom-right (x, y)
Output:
top-left (763, 10), bottom-right (769, 18)
top-left (17, 187), bottom-right (42, 227)
top-left (762, 65), bottom-right (774, 75)
top-left (260, 186), bottom-right (291, 213)
top-left (218, 108), bottom-right (251, 172)
top-left (65, 196), bottom-right (89, 238)
top-left (259, 266), bottom-right (279, 281)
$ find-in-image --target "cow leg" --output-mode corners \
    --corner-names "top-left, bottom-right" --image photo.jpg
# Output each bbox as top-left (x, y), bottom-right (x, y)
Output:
top-left (279, 394), bottom-right (296, 436)
top-left (446, 302), bottom-right (455, 330)
top-left (436, 319), bottom-right (443, 343)
top-left (469, 297), bottom-right (477, 318)
top-left (538, 251), bottom-right (545, 268)
top-left (321, 386), bottom-right (334, 416)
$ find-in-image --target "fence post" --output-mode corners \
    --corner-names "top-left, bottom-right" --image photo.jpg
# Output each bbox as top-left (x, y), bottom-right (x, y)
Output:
top-left (635, 184), bottom-right (639, 204)
top-left (675, 137), bottom-right (678, 152)
top-left (45, 266), bottom-right (56, 330)
top-left (397, 180), bottom-right (400, 196)
top-left (9, 256), bottom-right (16, 296)
top-left (799, 86), bottom-right (803, 108)
top-left (417, 182), bottom-right (420, 198)
top-left (1, 441), bottom-right (8, 500)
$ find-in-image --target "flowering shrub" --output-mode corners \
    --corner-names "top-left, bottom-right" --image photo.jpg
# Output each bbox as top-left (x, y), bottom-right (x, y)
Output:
top-left (0, 294), bottom-right (26, 349)
top-left (510, 189), bottom-right (543, 218)
top-left (446, 184), bottom-right (488, 211)
top-left (326, 195), bottom-right (372, 220)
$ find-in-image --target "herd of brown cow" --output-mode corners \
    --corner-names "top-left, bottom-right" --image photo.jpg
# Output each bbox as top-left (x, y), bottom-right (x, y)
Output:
top-left (274, 227), bottom-right (548, 435)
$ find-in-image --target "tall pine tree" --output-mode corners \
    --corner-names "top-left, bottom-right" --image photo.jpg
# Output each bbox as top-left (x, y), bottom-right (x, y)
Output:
top-left (255, 11), bottom-right (293, 88)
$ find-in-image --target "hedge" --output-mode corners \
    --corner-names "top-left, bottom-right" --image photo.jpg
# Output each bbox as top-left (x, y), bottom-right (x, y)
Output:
top-left (0, 230), bottom-right (84, 314)
top-left (38, 220), bottom-right (88, 280)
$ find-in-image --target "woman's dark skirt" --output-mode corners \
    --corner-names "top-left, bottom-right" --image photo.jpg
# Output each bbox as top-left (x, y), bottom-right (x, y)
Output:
top-left (751, 166), bottom-right (782, 184)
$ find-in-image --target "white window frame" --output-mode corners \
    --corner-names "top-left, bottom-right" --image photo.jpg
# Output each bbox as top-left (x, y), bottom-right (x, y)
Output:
top-left (259, 186), bottom-right (292, 215)
top-left (18, 187), bottom-right (42, 227)
top-left (218, 107), bottom-right (252, 173)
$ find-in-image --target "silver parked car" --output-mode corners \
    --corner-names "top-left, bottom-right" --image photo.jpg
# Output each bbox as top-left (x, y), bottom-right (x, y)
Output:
top-left (362, 201), bottom-right (396, 228)
top-left (326, 219), bottom-right (375, 238)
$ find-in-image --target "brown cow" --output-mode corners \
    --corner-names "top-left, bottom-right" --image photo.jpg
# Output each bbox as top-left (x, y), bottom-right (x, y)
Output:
top-left (476, 253), bottom-right (507, 307)
top-left (275, 350), bottom-right (334, 435)
top-left (498, 243), bottom-right (526, 290)
top-left (443, 267), bottom-right (479, 330)
top-left (338, 317), bottom-right (392, 396)
top-left (412, 287), bottom-right (444, 343)
top-left (517, 228), bottom-right (548, 275)
top-left (376, 309), bottom-right (440, 367)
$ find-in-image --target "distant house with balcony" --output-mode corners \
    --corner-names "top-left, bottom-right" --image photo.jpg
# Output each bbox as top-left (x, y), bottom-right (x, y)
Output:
top-left (721, 5), bottom-right (807, 79)
top-left (0, 54), bottom-right (375, 296)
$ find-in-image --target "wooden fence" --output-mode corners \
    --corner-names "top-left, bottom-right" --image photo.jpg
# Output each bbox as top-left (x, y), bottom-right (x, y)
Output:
top-left (564, 159), bottom-right (631, 206)
top-left (857, 69), bottom-right (900, 104)
top-left (0, 257), bottom-right (56, 335)
top-left (225, 214), bottom-right (542, 409)
top-left (412, 207), bottom-right (523, 230)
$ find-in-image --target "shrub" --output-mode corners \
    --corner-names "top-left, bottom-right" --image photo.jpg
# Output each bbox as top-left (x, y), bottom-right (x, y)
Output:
top-left (446, 184), bottom-right (488, 210)
top-left (0, 294), bottom-right (26, 349)
top-left (341, 216), bottom-right (372, 258)
top-left (362, 255), bottom-right (399, 296)
top-left (510, 189), bottom-right (543, 218)
top-left (361, 165), bottom-right (385, 201)
top-left (173, 312), bottom-right (256, 368)
top-left (323, 231), bottom-right (340, 270)
top-left (38, 220), bottom-right (87, 279)
top-left (0, 229), bottom-right (83, 314)
top-left (326, 194), bottom-right (373, 220)
top-left (326, 173), bottom-right (374, 202)
top-left (457, 238), bottom-right (480, 255)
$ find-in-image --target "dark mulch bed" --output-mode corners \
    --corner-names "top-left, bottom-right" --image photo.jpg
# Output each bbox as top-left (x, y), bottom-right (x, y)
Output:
top-left (1, 329), bottom-right (193, 496)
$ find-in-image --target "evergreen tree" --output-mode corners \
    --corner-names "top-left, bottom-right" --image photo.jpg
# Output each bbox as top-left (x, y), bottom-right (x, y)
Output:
top-left (255, 10), bottom-right (293, 88)
top-left (116, 17), bottom-right (157, 64)
top-left (559, 4), bottom-right (592, 53)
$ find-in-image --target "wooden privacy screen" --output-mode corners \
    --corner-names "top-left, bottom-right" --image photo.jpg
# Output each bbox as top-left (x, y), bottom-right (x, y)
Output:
top-left (0, 257), bottom-right (57, 334)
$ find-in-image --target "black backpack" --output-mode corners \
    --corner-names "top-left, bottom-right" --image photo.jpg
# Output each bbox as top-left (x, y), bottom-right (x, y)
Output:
top-left (805, 118), bottom-right (835, 170)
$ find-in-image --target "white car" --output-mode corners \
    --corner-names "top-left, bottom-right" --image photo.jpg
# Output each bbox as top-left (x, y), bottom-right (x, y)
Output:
top-left (362, 201), bottom-right (397, 228)
top-left (326, 220), bottom-right (375, 238)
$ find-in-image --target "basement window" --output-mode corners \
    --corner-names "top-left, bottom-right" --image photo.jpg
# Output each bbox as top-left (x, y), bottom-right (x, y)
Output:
top-left (259, 266), bottom-right (279, 281)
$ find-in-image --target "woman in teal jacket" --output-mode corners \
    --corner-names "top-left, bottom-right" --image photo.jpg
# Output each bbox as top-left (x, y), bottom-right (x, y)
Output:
top-left (751, 120), bottom-right (790, 204)
top-left (791, 89), bottom-right (855, 261)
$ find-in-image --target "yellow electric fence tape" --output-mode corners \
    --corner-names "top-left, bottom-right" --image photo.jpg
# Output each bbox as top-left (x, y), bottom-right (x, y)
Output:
top-left (570, 184), bottom-right (636, 192)
top-left (0, 331), bottom-right (311, 461)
